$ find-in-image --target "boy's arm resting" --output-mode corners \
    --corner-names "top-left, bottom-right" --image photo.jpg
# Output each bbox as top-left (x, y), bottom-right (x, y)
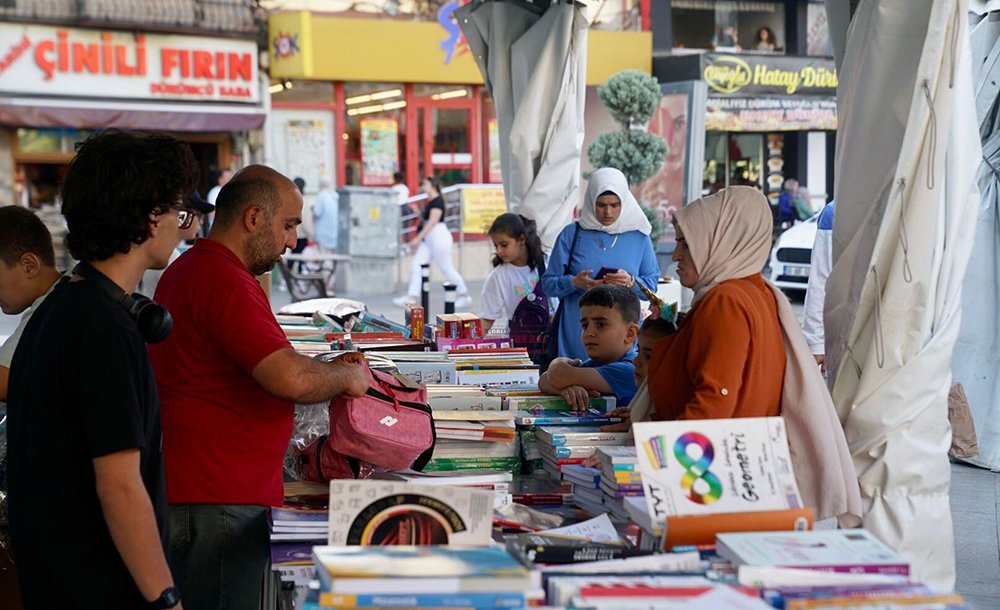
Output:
top-left (253, 349), bottom-right (371, 404)
top-left (544, 359), bottom-right (613, 394)
top-left (94, 449), bottom-right (182, 607)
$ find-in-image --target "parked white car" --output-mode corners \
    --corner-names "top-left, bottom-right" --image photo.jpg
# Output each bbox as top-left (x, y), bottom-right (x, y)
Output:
top-left (768, 214), bottom-right (819, 292)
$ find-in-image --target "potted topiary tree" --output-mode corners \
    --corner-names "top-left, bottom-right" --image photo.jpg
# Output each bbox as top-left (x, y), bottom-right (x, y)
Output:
top-left (587, 69), bottom-right (668, 243)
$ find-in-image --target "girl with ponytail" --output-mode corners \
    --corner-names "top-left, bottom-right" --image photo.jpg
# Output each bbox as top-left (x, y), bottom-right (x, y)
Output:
top-left (479, 213), bottom-right (554, 333)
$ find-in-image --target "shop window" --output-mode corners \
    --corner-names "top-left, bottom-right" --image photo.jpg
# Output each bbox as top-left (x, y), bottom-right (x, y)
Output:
top-left (343, 82), bottom-right (407, 187)
top-left (672, 1), bottom-right (785, 54)
top-left (16, 128), bottom-right (90, 155)
top-left (702, 132), bottom-right (762, 195)
top-left (270, 81), bottom-right (334, 105)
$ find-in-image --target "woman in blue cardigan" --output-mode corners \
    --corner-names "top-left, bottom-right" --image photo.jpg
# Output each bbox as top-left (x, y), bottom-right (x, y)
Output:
top-left (542, 168), bottom-right (661, 361)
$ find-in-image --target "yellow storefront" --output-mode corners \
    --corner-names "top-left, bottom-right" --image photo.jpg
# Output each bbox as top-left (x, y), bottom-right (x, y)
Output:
top-left (266, 12), bottom-right (651, 196)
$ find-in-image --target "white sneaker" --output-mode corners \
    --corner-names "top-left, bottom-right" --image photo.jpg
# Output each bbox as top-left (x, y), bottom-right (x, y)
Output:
top-left (392, 294), bottom-right (417, 307)
top-left (454, 294), bottom-right (473, 309)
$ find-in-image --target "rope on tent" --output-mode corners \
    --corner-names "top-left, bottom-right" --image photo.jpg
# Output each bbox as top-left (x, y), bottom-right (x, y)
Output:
top-left (923, 80), bottom-right (938, 191)
top-left (896, 178), bottom-right (914, 284)
top-left (872, 265), bottom-right (886, 369)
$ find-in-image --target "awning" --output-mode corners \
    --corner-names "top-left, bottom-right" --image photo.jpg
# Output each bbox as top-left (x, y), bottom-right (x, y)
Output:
top-left (0, 96), bottom-right (265, 132)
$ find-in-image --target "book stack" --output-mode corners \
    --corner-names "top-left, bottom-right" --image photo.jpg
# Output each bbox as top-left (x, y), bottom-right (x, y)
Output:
top-left (311, 546), bottom-right (532, 610)
top-left (535, 426), bottom-right (630, 479)
top-left (560, 465), bottom-right (602, 514)
top-left (422, 439), bottom-right (520, 473)
top-left (432, 410), bottom-right (516, 443)
top-left (383, 351), bottom-right (456, 384)
top-left (510, 476), bottom-right (573, 507)
top-left (447, 348), bottom-right (540, 387)
top-left (422, 385), bottom-right (518, 473)
top-left (594, 446), bottom-right (642, 521)
top-left (269, 506), bottom-right (328, 591)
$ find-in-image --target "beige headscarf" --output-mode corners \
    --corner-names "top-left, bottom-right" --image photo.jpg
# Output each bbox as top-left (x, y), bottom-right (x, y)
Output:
top-left (670, 186), bottom-right (862, 525)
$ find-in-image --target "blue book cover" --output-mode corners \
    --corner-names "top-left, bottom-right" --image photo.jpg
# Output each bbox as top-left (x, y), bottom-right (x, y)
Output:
top-left (318, 591), bottom-right (525, 608)
top-left (513, 410), bottom-right (623, 426)
top-left (561, 464), bottom-right (602, 486)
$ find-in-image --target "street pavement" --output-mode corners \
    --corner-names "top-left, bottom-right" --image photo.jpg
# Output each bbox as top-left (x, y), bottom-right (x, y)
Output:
top-left (1, 278), bottom-right (997, 607)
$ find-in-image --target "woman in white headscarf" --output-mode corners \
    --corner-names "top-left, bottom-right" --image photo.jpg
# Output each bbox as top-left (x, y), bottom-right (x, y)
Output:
top-left (646, 186), bottom-right (862, 525)
top-left (542, 168), bottom-right (661, 361)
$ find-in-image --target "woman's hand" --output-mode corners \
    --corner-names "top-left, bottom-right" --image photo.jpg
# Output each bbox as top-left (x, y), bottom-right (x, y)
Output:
top-left (600, 406), bottom-right (631, 432)
top-left (602, 270), bottom-right (633, 288)
top-left (571, 269), bottom-right (603, 291)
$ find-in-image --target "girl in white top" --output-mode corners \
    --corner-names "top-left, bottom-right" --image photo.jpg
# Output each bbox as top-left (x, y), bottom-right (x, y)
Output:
top-left (479, 213), bottom-right (554, 333)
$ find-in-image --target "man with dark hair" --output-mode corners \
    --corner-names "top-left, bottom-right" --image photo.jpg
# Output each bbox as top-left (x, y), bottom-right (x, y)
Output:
top-left (149, 164), bottom-right (369, 610)
top-left (7, 129), bottom-right (197, 609)
top-left (0, 206), bottom-right (61, 402)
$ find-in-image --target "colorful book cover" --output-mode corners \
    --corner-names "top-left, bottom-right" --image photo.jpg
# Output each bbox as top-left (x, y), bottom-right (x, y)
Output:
top-left (506, 396), bottom-right (616, 414)
top-left (536, 425), bottom-right (630, 446)
top-left (319, 591), bottom-right (525, 608)
top-left (513, 410), bottom-right (624, 427)
top-left (717, 529), bottom-right (910, 576)
top-left (538, 444), bottom-right (599, 460)
top-left (326, 480), bottom-right (494, 547)
top-left (632, 417), bottom-right (802, 522)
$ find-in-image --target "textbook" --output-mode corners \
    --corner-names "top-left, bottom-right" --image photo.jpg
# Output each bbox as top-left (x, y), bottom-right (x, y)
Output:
top-left (505, 533), bottom-right (654, 566)
top-left (505, 395), bottom-right (616, 413)
top-left (717, 529), bottom-right (910, 576)
top-left (325, 480), bottom-right (494, 546)
top-left (513, 410), bottom-right (624, 427)
top-left (633, 417), bottom-right (802, 522)
top-left (536, 425), bottom-right (630, 446)
top-left (312, 545), bottom-right (532, 595)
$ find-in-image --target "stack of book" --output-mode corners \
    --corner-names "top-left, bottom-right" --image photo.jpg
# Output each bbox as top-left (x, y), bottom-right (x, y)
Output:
top-left (432, 410), bottom-right (516, 443)
top-left (423, 386), bottom-right (518, 473)
top-left (311, 546), bottom-right (532, 610)
top-left (594, 446), bottom-right (642, 521)
top-left (448, 348), bottom-right (540, 386)
top-left (560, 464), bottom-right (602, 514)
top-left (269, 506), bottom-right (328, 591)
top-left (511, 476), bottom-right (574, 507)
top-left (383, 351), bottom-right (456, 384)
top-left (422, 440), bottom-right (520, 473)
top-left (535, 425), bottom-right (630, 479)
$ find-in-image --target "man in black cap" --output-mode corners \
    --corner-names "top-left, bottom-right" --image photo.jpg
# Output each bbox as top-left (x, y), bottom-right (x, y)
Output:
top-left (139, 190), bottom-right (214, 298)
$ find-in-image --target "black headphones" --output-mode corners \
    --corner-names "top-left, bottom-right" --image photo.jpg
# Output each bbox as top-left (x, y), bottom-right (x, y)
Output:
top-left (72, 262), bottom-right (174, 344)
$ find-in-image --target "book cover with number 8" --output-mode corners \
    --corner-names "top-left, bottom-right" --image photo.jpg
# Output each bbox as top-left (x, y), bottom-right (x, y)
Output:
top-left (632, 417), bottom-right (802, 522)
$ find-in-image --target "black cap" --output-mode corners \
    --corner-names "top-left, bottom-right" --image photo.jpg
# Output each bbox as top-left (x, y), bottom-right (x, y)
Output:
top-left (188, 190), bottom-right (215, 214)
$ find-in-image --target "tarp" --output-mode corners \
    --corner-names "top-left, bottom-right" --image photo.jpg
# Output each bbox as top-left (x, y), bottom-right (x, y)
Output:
top-left (824, 0), bottom-right (980, 590)
top-left (456, 0), bottom-right (587, 252)
top-left (950, 2), bottom-right (1000, 472)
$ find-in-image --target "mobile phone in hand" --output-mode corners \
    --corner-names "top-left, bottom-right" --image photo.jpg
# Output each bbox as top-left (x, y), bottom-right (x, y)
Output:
top-left (593, 267), bottom-right (619, 280)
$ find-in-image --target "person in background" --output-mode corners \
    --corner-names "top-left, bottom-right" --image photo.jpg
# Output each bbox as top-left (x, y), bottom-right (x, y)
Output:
top-left (205, 168), bottom-right (232, 235)
top-left (479, 213), bottom-right (552, 334)
top-left (312, 177), bottom-right (339, 254)
top-left (149, 165), bottom-right (370, 610)
top-left (391, 171), bottom-right (410, 205)
top-left (752, 26), bottom-right (777, 52)
top-left (393, 176), bottom-right (471, 308)
top-left (289, 177), bottom-right (309, 265)
top-left (542, 167), bottom-right (660, 361)
top-left (776, 178), bottom-right (798, 228)
top-left (802, 201), bottom-right (836, 373)
top-left (539, 285), bottom-right (640, 410)
top-left (7, 130), bottom-right (197, 609)
top-left (139, 191), bottom-right (214, 298)
top-left (794, 185), bottom-right (815, 221)
top-left (0, 206), bottom-right (62, 402)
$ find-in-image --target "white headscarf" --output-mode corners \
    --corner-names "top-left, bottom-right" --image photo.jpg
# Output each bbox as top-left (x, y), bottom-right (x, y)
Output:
top-left (579, 168), bottom-right (652, 235)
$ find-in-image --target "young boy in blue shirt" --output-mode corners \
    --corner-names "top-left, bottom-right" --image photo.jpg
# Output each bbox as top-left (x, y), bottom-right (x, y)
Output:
top-left (539, 285), bottom-right (639, 410)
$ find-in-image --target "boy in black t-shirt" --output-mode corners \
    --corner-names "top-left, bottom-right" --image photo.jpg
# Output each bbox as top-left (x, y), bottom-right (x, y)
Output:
top-left (6, 130), bottom-right (198, 610)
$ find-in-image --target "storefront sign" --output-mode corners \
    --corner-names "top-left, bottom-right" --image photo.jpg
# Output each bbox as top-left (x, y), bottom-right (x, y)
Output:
top-left (461, 187), bottom-right (507, 234)
top-left (360, 118), bottom-right (399, 186)
top-left (701, 53), bottom-right (837, 96)
top-left (705, 96), bottom-right (837, 132)
top-left (0, 24), bottom-right (260, 103)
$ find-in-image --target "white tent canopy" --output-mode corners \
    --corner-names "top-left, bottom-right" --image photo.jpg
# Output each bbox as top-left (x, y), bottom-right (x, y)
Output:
top-left (456, 0), bottom-right (587, 252)
top-left (824, 0), bottom-right (980, 590)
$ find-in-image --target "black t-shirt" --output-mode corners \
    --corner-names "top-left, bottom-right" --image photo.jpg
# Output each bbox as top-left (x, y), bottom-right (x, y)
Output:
top-left (418, 196), bottom-right (446, 233)
top-left (6, 279), bottom-right (167, 609)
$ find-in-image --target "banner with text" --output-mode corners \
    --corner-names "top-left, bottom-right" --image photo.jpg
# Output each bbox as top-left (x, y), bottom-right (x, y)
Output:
top-left (701, 53), bottom-right (837, 97)
top-left (706, 96), bottom-right (837, 132)
top-left (360, 118), bottom-right (399, 186)
top-left (461, 187), bottom-right (507, 234)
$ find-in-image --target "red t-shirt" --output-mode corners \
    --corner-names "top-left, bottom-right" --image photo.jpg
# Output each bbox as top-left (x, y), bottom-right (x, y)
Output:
top-left (149, 239), bottom-right (293, 507)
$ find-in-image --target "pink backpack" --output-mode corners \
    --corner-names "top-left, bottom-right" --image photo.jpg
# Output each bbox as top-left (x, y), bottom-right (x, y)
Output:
top-left (299, 362), bottom-right (436, 481)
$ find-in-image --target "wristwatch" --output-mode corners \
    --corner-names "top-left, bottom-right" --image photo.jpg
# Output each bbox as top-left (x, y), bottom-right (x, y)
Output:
top-left (149, 587), bottom-right (181, 609)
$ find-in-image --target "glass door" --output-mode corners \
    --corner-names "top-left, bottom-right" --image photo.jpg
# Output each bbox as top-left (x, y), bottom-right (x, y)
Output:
top-left (413, 85), bottom-right (479, 186)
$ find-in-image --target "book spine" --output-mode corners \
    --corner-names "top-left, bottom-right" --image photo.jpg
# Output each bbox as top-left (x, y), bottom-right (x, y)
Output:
top-left (519, 545), bottom-right (652, 565)
top-left (511, 493), bottom-right (572, 505)
top-left (787, 564), bottom-right (911, 577)
top-left (319, 591), bottom-right (525, 608)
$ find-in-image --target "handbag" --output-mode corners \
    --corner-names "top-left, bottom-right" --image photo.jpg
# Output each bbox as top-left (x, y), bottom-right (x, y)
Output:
top-left (541, 223), bottom-right (580, 372)
top-left (300, 361), bottom-right (436, 480)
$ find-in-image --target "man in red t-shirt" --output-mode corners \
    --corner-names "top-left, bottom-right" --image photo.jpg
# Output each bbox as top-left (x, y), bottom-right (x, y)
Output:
top-left (149, 165), bottom-right (369, 610)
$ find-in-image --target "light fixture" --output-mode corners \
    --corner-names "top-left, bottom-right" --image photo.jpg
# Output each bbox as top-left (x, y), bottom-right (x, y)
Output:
top-left (347, 101), bottom-right (408, 116)
top-left (345, 89), bottom-right (403, 105)
top-left (268, 83), bottom-right (284, 94)
top-left (431, 89), bottom-right (468, 100)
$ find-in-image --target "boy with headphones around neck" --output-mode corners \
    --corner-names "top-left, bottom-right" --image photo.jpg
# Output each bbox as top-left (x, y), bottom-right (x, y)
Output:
top-left (148, 165), bottom-right (371, 610)
top-left (5, 130), bottom-right (196, 610)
